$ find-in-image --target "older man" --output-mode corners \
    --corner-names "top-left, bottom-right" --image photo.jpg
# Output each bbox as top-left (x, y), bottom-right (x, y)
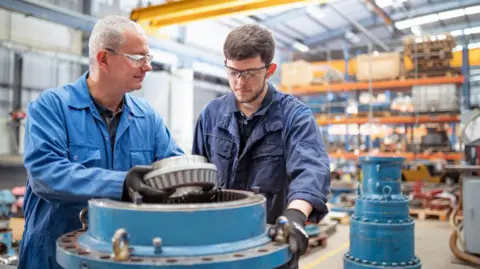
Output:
top-left (18, 16), bottom-right (184, 268)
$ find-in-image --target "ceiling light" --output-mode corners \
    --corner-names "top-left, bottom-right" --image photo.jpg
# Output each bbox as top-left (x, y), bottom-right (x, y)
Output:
top-left (413, 14), bottom-right (439, 25)
top-left (395, 19), bottom-right (413, 30)
top-left (469, 42), bottom-right (480, 49)
top-left (438, 9), bottom-right (465, 20)
top-left (306, 5), bottom-right (325, 19)
top-left (436, 34), bottom-right (446, 40)
top-left (450, 30), bottom-right (464, 36)
top-left (411, 25), bottom-right (422, 36)
top-left (465, 5), bottom-right (480, 15)
top-left (375, 0), bottom-right (407, 9)
top-left (469, 26), bottom-right (480, 35)
top-left (293, 41), bottom-right (309, 52)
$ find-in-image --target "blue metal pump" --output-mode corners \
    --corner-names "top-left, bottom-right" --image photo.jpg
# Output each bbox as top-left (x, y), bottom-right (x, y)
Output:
top-left (56, 156), bottom-right (292, 268)
top-left (344, 156), bottom-right (422, 269)
top-left (0, 190), bottom-right (18, 265)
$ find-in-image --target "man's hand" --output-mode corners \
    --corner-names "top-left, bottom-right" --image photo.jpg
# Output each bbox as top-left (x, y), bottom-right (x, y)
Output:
top-left (268, 208), bottom-right (309, 265)
top-left (122, 165), bottom-right (174, 203)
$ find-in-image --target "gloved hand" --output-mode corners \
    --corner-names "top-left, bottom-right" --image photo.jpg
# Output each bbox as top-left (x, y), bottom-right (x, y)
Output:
top-left (268, 208), bottom-right (309, 266)
top-left (122, 165), bottom-right (174, 203)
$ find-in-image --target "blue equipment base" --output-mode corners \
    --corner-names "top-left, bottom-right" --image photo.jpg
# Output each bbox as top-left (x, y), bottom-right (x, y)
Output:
top-left (344, 253), bottom-right (422, 268)
top-left (344, 157), bottom-right (422, 269)
top-left (56, 190), bottom-right (291, 268)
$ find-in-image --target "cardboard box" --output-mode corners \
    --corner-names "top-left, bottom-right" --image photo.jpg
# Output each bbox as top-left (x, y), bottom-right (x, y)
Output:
top-left (281, 60), bottom-right (314, 87)
top-left (356, 52), bottom-right (402, 81)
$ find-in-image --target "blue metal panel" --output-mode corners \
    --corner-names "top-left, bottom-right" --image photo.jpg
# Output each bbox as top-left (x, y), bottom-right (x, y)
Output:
top-left (344, 157), bottom-right (422, 269)
top-left (462, 46), bottom-right (471, 110)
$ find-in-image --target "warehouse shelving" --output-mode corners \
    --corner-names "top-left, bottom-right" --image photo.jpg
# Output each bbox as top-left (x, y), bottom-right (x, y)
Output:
top-left (281, 76), bottom-right (465, 94)
top-left (328, 151), bottom-right (462, 161)
top-left (316, 114), bottom-right (460, 125)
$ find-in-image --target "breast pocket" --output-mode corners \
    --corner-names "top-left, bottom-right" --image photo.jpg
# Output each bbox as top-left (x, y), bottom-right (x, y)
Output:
top-left (130, 150), bottom-right (154, 167)
top-left (207, 135), bottom-right (234, 187)
top-left (251, 143), bottom-right (285, 194)
top-left (69, 144), bottom-right (101, 168)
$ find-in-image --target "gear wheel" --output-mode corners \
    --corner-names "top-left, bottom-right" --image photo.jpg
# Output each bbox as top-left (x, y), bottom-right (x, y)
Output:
top-left (143, 155), bottom-right (218, 201)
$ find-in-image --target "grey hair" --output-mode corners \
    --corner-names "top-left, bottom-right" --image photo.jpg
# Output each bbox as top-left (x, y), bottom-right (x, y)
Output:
top-left (88, 15), bottom-right (144, 65)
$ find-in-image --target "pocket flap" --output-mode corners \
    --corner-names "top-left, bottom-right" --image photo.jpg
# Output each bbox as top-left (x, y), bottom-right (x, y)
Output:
top-left (209, 136), bottom-right (234, 158)
top-left (130, 150), bottom-right (154, 166)
top-left (69, 145), bottom-right (101, 164)
top-left (253, 143), bottom-right (283, 159)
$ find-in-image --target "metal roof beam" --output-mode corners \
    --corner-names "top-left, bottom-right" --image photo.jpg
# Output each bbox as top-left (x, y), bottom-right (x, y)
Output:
top-left (0, 0), bottom-right (227, 68)
top-left (305, 0), bottom-right (480, 47)
top-left (0, 0), bottom-right (96, 32)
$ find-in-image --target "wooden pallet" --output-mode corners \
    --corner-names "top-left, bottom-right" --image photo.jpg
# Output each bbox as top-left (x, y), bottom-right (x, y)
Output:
top-left (407, 67), bottom-right (461, 78)
top-left (409, 208), bottom-right (450, 221)
top-left (305, 233), bottom-right (328, 255)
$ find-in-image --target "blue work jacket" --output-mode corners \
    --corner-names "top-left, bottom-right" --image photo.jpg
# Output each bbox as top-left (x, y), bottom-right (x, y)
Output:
top-left (192, 83), bottom-right (331, 225)
top-left (18, 72), bottom-right (183, 269)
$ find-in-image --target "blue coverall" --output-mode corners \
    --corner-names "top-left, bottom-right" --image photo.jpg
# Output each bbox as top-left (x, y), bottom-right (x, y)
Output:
top-left (19, 72), bottom-right (183, 269)
top-left (192, 83), bottom-right (331, 226)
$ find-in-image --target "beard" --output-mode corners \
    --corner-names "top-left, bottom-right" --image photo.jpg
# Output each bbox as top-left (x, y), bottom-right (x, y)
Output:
top-left (237, 78), bottom-right (267, 104)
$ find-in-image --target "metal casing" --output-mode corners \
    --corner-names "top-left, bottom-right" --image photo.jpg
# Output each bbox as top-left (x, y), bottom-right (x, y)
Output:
top-left (56, 190), bottom-right (291, 268)
top-left (463, 176), bottom-right (480, 254)
top-left (344, 156), bottom-right (422, 269)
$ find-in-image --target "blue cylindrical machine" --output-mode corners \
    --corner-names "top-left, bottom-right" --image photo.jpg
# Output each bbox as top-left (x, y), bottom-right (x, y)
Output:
top-left (56, 156), bottom-right (291, 268)
top-left (344, 156), bottom-right (422, 269)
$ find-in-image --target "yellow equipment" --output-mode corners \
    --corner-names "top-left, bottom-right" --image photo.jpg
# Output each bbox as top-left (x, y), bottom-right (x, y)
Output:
top-left (130, 0), bottom-right (330, 28)
top-left (402, 163), bottom-right (441, 183)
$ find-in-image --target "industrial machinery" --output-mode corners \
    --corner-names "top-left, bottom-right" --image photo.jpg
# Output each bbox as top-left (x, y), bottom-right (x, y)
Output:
top-left (344, 156), bottom-right (422, 269)
top-left (0, 190), bottom-right (18, 265)
top-left (56, 155), bottom-right (291, 268)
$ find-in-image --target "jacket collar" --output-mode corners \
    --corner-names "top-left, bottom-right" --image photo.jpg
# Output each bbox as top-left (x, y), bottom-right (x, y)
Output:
top-left (68, 71), bottom-right (144, 117)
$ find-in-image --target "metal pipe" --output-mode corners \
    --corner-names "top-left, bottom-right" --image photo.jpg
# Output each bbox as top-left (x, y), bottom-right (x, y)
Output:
top-left (329, 4), bottom-right (391, 51)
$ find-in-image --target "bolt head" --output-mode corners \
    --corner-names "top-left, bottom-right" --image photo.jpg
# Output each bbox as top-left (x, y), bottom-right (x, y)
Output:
top-left (153, 237), bottom-right (162, 246)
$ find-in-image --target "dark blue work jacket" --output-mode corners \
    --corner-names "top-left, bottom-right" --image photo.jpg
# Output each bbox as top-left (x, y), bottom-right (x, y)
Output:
top-left (192, 83), bottom-right (331, 225)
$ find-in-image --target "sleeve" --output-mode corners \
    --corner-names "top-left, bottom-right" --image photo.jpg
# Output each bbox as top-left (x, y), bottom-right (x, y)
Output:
top-left (284, 106), bottom-right (331, 223)
top-left (23, 93), bottom-right (127, 202)
top-left (191, 115), bottom-right (209, 160)
top-left (153, 112), bottom-right (184, 160)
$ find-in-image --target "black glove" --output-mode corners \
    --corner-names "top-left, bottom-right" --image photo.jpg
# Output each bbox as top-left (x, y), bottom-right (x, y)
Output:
top-left (180, 185), bottom-right (219, 203)
top-left (268, 209), bottom-right (309, 266)
top-left (122, 165), bottom-right (174, 203)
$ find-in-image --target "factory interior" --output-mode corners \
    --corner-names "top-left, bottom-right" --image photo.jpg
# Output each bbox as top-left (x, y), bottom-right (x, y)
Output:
top-left (1, 0), bottom-right (480, 268)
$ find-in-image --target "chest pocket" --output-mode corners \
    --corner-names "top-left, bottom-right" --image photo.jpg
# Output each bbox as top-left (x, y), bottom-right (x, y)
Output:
top-left (251, 143), bottom-right (285, 194)
top-left (69, 144), bottom-right (101, 168)
top-left (207, 135), bottom-right (234, 186)
top-left (130, 150), bottom-right (154, 166)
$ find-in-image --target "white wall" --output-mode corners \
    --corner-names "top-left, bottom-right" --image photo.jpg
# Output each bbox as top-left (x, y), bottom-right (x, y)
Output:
top-left (0, 9), bottom-right (83, 155)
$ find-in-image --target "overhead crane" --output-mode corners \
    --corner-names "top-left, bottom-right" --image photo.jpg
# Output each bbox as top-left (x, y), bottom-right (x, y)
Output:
top-left (130, 0), bottom-right (330, 28)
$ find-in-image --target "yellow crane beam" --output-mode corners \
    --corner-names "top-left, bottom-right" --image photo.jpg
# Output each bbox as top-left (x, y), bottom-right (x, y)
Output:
top-left (130, 0), bottom-right (329, 28)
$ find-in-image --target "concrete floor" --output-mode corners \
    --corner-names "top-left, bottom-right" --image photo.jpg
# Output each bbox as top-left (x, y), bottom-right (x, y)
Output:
top-left (299, 220), bottom-right (475, 269)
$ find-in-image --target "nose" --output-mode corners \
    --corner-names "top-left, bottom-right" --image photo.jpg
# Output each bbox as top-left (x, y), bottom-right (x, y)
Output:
top-left (142, 61), bottom-right (153, 72)
top-left (235, 75), bottom-right (247, 87)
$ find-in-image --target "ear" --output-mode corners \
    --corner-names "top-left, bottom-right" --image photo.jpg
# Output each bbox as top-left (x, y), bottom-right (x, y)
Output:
top-left (266, 63), bottom-right (277, 79)
top-left (96, 50), bottom-right (109, 71)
